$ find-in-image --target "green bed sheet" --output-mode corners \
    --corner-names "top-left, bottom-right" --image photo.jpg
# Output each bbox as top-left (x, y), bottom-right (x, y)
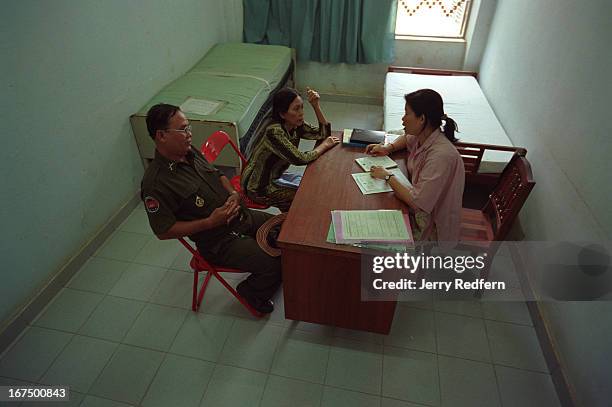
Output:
top-left (137, 71), bottom-right (270, 138)
top-left (132, 43), bottom-right (293, 166)
top-left (190, 42), bottom-right (292, 90)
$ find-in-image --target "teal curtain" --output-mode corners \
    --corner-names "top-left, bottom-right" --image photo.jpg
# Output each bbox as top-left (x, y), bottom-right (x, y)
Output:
top-left (243, 0), bottom-right (397, 64)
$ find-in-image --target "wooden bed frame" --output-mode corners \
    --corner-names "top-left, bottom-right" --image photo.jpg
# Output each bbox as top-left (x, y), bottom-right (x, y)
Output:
top-left (456, 141), bottom-right (526, 184)
top-left (456, 141), bottom-right (527, 210)
top-left (388, 65), bottom-right (478, 79)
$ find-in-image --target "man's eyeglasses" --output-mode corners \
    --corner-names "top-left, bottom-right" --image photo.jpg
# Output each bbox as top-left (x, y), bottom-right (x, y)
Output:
top-left (165, 124), bottom-right (192, 134)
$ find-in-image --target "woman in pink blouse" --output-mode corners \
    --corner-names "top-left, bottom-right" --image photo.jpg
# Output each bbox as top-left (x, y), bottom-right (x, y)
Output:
top-left (366, 89), bottom-right (465, 243)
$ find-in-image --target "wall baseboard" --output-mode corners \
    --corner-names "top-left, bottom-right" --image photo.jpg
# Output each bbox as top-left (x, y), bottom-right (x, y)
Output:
top-left (526, 301), bottom-right (579, 407)
top-left (510, 245), bottom-right (578, 407)
top-left (0, 192), bottom-right (141, 354)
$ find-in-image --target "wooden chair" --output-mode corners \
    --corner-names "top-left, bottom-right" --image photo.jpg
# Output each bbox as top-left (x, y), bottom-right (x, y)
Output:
top-left (458, 152), bottom-right (535, 295)
top-left (460, 151), bottom-right (535, 243)
top-left (177, 237), bottom-right (263, 318)
top-left (455, 141), bottom-right (527, 178)
top-left (201, 130), bottom-right (269, 210)
top-left (455, 141), bottom-right (527, 209)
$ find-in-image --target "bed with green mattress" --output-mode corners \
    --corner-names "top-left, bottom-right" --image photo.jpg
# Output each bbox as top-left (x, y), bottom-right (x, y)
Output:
top-left (130, 43), bottom-right (294, 167)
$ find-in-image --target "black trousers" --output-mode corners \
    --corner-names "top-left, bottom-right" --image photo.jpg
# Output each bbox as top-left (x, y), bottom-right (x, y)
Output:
top-left (197, 209), bottom-right (282, 301)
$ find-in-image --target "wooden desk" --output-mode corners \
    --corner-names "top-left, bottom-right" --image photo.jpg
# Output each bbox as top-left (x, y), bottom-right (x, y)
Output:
top-left (278, 135), bottom-right (408, 334)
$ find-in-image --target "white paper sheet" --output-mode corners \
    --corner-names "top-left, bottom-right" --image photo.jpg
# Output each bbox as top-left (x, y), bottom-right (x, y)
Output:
top-left (180, 97), bottom-right (225, 116)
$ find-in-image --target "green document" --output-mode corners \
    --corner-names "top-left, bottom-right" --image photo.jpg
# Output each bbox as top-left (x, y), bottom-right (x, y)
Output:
top-left (355, 155), bottom-right (398, 172)
top-left (351, 172), bottom-right (392, 194)
top-left (334, 210), bottom-right (410, 242)
top-left (351, 167), bottom-right (411, 195)
top-left (326, 222), bottom-right (408, 252)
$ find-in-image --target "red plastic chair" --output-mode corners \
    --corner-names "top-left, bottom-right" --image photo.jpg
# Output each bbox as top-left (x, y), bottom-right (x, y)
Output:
top-left (201, 131), bottom-right (269, 210)
top-left (178, 237), bottom-right (263, 318)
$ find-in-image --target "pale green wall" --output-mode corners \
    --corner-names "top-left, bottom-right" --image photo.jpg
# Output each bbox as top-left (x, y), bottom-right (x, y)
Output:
top-left (479, 0), bottom-right (612, 405)
top-left (463, 0), bottom-right (496, 71)
top-left (480, 0), bottom-right (611, 240)
top-left (0, 0), bottom-right (242, 328)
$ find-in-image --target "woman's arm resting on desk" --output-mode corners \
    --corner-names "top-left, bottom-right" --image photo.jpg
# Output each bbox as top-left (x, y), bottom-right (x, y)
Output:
top-left (370, 165), bottom-right (420, 211)
top-left (269, 128), bottom-right (337, 165)
top-left (313, 136), bottom-right (341, 155)
top-left (365, 135), bottom-right (407, 156)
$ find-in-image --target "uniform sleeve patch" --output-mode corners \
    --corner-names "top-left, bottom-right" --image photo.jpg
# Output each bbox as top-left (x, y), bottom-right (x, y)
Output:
top-left (144, 196), bottom-right (160, 213)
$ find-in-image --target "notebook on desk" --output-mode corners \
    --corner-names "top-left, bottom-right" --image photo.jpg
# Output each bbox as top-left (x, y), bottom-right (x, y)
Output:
top-left (343, 128), bottom-right (386, 146)
top-left (355, 155), bottom-right (398, 172)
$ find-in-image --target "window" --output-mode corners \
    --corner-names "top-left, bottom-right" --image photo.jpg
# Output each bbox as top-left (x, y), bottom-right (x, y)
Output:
top-left (395, 0), bottom-right (472, 39)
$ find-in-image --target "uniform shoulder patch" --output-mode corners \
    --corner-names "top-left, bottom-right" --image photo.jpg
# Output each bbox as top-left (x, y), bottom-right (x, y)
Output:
top-left (144, 196), bottom-right (160, 213)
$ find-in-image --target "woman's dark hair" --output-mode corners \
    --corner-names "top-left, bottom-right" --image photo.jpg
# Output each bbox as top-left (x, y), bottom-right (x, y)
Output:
top-left (404, 89), bottom-right (458, 142)
top-left (272, 87), bottom-right (300, 122)
top-left (146, 103), bottom-right (180, 139)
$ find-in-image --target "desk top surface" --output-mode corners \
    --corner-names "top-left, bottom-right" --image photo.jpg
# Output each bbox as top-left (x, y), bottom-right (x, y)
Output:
top-left (278, 132), bottom-right (409, 256)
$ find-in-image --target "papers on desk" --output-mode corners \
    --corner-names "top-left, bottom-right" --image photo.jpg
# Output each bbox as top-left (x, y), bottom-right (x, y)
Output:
top-left (326, 221), bottom-right (410, 252)
top-left (331, 210), bottom-right (413, 244)
top-left (385, 133), bottom-right (402, 144)
top-left (351, 168), bottom-right (411, 195)
top-left (355, 155), bottom-right (398, 172)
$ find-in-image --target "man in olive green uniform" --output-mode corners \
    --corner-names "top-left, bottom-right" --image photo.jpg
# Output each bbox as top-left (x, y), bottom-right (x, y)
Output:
top-left (141, 103), bottom-right (281, 313)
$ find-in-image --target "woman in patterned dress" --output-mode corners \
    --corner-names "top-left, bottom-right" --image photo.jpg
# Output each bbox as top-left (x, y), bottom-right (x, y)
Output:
top-left (242, 87), bottom-right (340, 212)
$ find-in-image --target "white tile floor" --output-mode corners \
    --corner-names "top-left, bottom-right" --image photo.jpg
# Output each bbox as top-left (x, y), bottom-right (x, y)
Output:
top-left (0, 102), bottom-right (562, 406)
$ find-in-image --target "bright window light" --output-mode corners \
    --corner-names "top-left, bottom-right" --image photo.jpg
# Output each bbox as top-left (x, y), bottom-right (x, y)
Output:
top-left (395, 0), bottom-right (472, 38)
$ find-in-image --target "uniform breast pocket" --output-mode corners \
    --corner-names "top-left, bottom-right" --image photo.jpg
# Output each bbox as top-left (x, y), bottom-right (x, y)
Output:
top-left (181, 188), bottom-right (227, 220)
top-left (176, 185), bottom-right (208, 218)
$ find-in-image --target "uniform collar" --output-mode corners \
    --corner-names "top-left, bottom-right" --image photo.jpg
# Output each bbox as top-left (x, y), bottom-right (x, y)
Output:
top-left (154, 147), bottom-right (196, 172)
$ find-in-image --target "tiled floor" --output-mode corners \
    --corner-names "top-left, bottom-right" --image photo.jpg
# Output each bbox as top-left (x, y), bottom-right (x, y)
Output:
top-left (0, 102), bottom-right (561, 406)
